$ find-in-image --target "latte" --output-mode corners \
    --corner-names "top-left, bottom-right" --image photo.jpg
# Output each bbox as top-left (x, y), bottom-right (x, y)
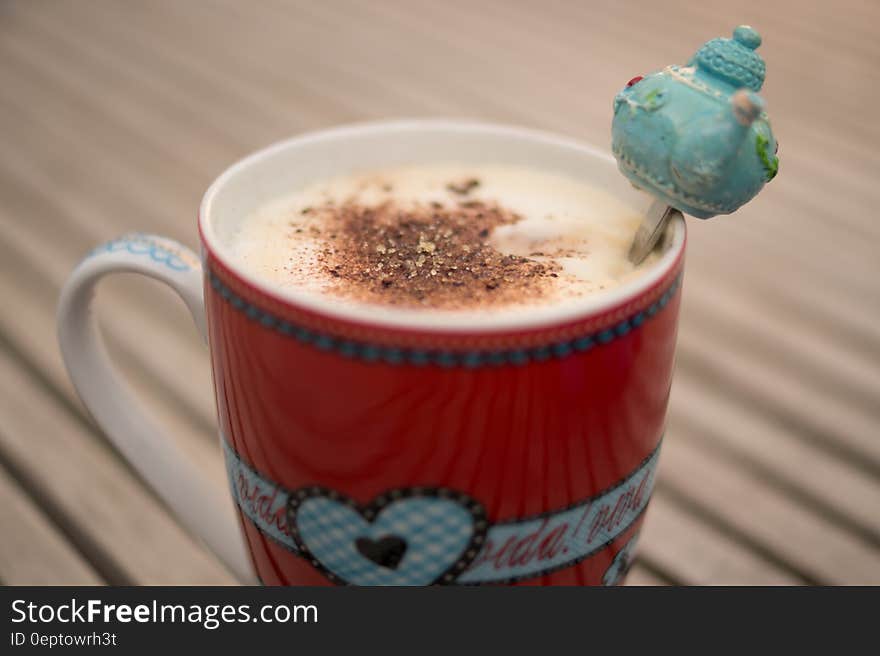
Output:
top-left (229, 164), bottom-right (658, 311)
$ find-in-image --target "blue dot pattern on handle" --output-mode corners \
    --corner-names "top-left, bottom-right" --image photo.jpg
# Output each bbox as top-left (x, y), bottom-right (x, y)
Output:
top-left (89, 234), bottom-right (192, 272)
top-left (209, 270), bottom-right (682, 369)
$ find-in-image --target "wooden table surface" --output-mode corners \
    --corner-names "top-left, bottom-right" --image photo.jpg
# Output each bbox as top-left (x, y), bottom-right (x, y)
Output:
top-left (1, 0), bottom-right (878, 586)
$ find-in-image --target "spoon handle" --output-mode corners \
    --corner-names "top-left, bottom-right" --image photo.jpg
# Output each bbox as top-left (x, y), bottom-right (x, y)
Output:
top-left (628, 199), bottom-right (679, 265)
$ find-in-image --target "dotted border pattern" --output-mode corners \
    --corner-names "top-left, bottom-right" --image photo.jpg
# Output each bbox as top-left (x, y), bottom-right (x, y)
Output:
top-left (208, 270), bottom-right (682, 368)
top-left (613, 146), bottom-right (737, 216)
top-left (694, 41), bottom-right (764, 92)
top-left (287, 485), bottom-right (489, 586)
top-left (89, 233), bottom-right (195, 272)
top-left (666, 65), bottom-right (769, 114)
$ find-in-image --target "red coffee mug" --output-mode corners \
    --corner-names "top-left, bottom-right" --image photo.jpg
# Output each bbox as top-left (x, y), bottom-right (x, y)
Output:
top-left (58, 121), bottom-right (685, 586)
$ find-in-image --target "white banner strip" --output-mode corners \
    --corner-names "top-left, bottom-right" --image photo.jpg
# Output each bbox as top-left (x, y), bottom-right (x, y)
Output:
top-left (222, 438), bottom-right (660, 584)
top-left (459, 448), bottom-right (658, 583)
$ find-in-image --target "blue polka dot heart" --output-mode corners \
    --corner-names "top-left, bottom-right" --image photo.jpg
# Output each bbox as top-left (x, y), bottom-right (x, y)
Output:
top-left (287, 486), bottom-right (489, 586)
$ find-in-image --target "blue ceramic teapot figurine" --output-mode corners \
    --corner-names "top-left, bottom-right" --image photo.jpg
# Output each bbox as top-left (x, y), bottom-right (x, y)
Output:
top-left (612, 25), bottom-right (778, 219)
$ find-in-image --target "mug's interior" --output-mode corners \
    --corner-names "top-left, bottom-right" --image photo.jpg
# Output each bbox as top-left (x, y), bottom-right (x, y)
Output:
top-left (200, 120), bottom-right (685, 331)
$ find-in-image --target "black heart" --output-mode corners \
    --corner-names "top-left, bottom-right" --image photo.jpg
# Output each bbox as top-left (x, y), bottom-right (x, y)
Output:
top-left (355, 535), bottom-right (408, 570)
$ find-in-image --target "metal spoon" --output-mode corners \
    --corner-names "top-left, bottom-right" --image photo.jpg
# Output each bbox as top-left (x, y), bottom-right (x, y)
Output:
top-left (627, 199), bottom-right (681, 265)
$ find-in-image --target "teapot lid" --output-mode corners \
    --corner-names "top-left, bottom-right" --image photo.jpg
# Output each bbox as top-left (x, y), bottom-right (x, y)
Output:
top-left (691, 25), bottom-right (765, 91)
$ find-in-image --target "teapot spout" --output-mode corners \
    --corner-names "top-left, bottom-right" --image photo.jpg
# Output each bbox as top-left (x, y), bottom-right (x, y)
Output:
top-left (731, 89), bottom-right (764, 126)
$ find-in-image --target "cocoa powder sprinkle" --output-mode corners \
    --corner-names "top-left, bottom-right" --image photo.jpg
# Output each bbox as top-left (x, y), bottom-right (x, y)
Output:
top-left (311, 198), bottom-right (559, 309)
top-left (446, 178), bottom-right (481, 195)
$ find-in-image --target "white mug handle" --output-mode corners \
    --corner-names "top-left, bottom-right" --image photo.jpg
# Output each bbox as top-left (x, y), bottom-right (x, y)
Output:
top-left (57, 234), bottom-right (255, 583)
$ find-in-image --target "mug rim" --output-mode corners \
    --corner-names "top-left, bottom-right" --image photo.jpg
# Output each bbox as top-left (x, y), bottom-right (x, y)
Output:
top-left (199, 119), bottom-right (685, 334)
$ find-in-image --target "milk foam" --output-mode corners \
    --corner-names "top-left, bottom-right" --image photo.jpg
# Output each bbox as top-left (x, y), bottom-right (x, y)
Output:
top-left (228, 165), bottom-right (657, 312)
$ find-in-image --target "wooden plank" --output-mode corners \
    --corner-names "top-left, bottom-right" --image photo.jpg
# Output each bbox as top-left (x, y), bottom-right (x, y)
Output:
top-left (0, 223), bottom-right (226, 499)
top-left (623, 564), bottom-right (667, 586)
top-left (685, 265), bottom-right (880, 367)
top-left (676, 323), bottom-right (880, 471)
top-left (670, 375), bottom-right (880, 542)
top-left (0, 7), bottom-right (234, 175)
top-left (0, 34), bottom-right (222, 435)
top-left (684, 263), bottom-right (880, 379)
top-left (686, 259), bottom-right (880, 406)
top-left (0, 30), bottom-right (223, 237)
top-left (0, 203), bottom-right (234, 586)
top-left (687, 215), bottom-right (879, 314)
top-left (11, 0), bottom-right (346, 148)
top-left (640, 491), bottom-right (800, 585)
top-left (0, 158), bottom-right (218, 432)
top-left (657, 436), bottom-right (880, 584)
top-left (0, 465), bottom-right (104, 586)
top-left (0, 340), bottom-right (236, 585)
